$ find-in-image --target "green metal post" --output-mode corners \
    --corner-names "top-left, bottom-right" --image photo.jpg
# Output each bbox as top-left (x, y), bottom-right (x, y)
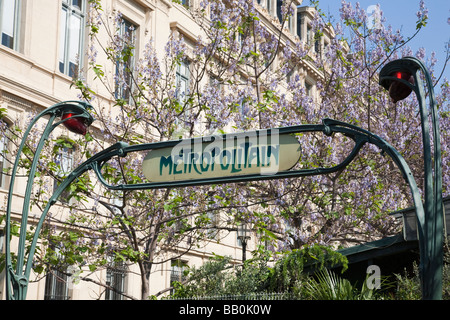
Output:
top-left (4, 101), bottom-right (93, 300)
top-left (379, 57), bottom-right (444, 300)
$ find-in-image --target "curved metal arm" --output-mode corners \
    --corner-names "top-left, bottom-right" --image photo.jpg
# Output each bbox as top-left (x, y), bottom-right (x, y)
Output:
top-left (380, 57), bottom-right (443, 300)
top-left (22, 141), bottom-right (126, 293)
top-left (5, 101), bottom-right (93, 300)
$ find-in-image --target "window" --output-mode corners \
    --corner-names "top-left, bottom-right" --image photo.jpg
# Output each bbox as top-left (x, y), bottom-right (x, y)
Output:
top-left (297, 12), bottom-right (303, 39)
top-left (0, 229), bottom-right (4, 252)
top-left (266, 0), bottom-right (272, 14)
top-left (0, 0), bottom-right (20, 50)
top-left (305, 81), bottom-right (313, 97)
top-left (0, 230), bottom-right (4, 299)
top-left (44, 247), bottom-right (70, 300)
top-left (238, 96), bottom-right (247, 119)
top-left (115, 18), bottom-right (136, 101)
top-left (170, 260), bottom-right (188, 293)
top-left (44, 268), bottom-right (70, 300)
top-left (53, 146), bottom-right (75, 202)
top-left (276, 0), bottom-right (282, 23)
top-left (286, 67), bottom-right (294, 84)
top-left (110, 192), bottom-right (123, 215)
top-left (176, 60), bottom-right (190, 104)
top-left (323, 40), bottom-right (329, 55)
top-left (105, 261), bottom-right (127, 300)
top-left (0, 121), bottom-right (9, 188)
top-left (56, 147), bottom-right (74, 177)
top-left (206, 211), bottom-right (219, 239)
top-left (314, 39), bottom-right (320, 54)
top-left (307, 25), bottom-right (313, 46)
top-left (59, 0), bottom-right (85, 77)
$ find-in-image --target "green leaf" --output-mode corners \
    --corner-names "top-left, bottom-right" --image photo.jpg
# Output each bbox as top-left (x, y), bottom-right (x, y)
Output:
top-left (261, 228), bottom-right (277, 240)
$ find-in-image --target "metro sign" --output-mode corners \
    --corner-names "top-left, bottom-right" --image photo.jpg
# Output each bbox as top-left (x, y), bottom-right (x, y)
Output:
top-left (142, 129), bottom-right (302, 183)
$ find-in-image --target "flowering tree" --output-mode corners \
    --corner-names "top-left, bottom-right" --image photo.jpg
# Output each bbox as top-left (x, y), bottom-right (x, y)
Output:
top-left (1, 0), bottom-right (448, 299)
top-left (247, 0), bottom-right (450, 250)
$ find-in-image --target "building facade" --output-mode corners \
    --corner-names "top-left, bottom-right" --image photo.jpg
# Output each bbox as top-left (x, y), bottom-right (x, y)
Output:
top-left (0, 0), bottom-right (333, 299)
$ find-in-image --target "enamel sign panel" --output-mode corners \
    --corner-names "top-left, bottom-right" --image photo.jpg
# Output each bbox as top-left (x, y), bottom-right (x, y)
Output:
top-left (142, 130), bottom-right (301, 183)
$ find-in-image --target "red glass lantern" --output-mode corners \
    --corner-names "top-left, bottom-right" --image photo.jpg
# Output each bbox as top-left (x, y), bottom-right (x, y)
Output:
top-left (388, 71), bottom-right (414, 103)
top-left (62, 113), bottom-right (88, 135)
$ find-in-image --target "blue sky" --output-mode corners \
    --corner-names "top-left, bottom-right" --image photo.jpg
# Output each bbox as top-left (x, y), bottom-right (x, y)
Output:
top-left (311, 0), bottom-right (450, 83)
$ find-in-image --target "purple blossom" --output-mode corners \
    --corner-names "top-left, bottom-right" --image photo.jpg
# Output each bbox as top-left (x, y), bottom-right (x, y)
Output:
top-left (29, 0), bottom-right (449, 283)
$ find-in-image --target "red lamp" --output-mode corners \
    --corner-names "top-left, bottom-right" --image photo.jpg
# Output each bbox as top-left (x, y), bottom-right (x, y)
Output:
top-left (388, 71), bottom-right (414, 103)
top-left (62, 113), bottom-right (89, 135)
